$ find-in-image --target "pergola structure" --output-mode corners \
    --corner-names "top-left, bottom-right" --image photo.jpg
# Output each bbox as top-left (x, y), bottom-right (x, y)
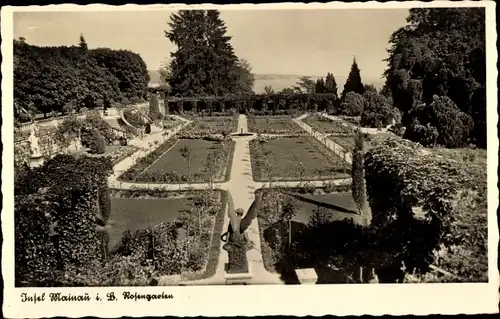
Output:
top-left (161, 92), bottom-right (339, 115)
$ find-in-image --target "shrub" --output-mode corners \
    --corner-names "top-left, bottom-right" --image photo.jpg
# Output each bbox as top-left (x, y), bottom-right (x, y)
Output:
top-left (123, 109), bottom-right (146, 128)
top-left (296, 182), bottom-right (316, 194)
top-left (404, 96), bottom-right (474, 148)
top-left (98, 185), bottom-right (111, 223)
top-left (364, 138), bottom-right (487, 281)
top-left (360, 91), bottom-right (394, 128)
top-left (15, 155), bottom-right (113, 287)
top-left (340, 92), bottom-right (364, 116)
top-left (204, 134), bottom-right (224, 142)
top-left (84, 110), bottom-right (116, 143)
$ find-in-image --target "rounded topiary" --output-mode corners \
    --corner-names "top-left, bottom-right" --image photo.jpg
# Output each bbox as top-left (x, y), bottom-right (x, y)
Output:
top-left (145, 124), bottom-right (151, 134)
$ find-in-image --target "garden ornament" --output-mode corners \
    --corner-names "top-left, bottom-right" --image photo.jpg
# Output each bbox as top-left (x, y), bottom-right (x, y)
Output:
top-left (221, 193), bottom-right (262, 273)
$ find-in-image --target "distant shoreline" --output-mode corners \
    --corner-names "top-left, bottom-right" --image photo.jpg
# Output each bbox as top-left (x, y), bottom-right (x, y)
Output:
top-left (148, 72), bottom-right (385, 93)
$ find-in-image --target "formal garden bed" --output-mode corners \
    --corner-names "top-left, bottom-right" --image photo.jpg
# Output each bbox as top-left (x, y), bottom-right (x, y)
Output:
top-left (182, 115), bottom-right (239, 135)
top-left (102, 188), bottom-right (228, 284)
top-left (339, 115), bottom-right (361, 126)
top-left (249, 135), bottom-right (350, 182)
top-left (119, 137), bottom-right (235, 184)
top-left (303, 114), bottom-right (355, 136)
top-left (247, 115), bottom-right (303, 134)
top-left (105, 145), bottom-right (140, 165)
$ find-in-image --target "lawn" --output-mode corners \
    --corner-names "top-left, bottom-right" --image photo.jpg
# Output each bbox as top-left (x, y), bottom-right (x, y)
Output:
top-left (250, 136), bottom-right (350, 181)
top-left (303, 115), bottom-right (355, 135)
top-left (108, 196), bottom-right (192, 249)
top-left (290, 192), bottom-right (367, 225)
top-left (247, 115), bottom-right (302, 134)
top-left (140, 138), bottom-right (234, 183)
top-left (187, 116), bottom-right (238, 135)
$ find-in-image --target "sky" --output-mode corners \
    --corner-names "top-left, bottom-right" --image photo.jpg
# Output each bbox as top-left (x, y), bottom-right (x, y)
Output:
top-left (13, 9), bottom-right (409, 80)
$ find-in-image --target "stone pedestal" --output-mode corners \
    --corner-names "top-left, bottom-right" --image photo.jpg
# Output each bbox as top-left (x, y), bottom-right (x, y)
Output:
top-left (29, 155), bottom-right (44, 168)
top-left (224, 262), bottom-right (253, 285)
top-left (295, 268), bottom-right (318, 285)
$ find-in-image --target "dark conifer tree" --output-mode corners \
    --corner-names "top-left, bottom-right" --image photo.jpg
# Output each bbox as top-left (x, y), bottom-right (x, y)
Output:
top-left (351, 129), bottom-right (366, 214)
top-left (166, 10), bottom-right (242, 97)
top-left (315, 78), bottom-right (326, 93)
top-left (341, 58), bottom-right (365, 100)
top-left (324, 72), bottom-right (339, 99)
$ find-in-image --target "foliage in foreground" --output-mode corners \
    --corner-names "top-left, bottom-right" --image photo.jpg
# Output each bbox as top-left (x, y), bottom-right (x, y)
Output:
top-left (258, 137), bottom-right (486, 283)
top-left (364, 138), bottom-right (487, 282)
top-left (15, 154), bottom-right (113, 286)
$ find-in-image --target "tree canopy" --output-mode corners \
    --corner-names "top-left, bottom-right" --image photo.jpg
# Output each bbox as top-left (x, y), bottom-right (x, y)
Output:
top-left (14, 36), bottom-right (149, 118)
top-left (383, 8), bottom-right (486, 148)
top-left (165, 10), bottom-right (253, 97)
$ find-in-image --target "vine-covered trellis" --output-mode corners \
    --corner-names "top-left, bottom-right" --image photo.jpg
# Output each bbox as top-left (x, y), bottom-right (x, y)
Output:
top-left (158, 93), bottom-right (339, 115)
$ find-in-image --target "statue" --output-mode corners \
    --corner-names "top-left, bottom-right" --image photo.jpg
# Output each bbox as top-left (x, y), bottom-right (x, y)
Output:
top-left (221, 193), bottom-right (262, 274)
top-left (75, 128), bottom-right (82, 150)
top-left (28, 124), bottom-right (41, 157)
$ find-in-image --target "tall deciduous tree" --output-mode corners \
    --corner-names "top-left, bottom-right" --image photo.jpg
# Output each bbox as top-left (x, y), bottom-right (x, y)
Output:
top-left (232, 58), bottom-right (255, 94)
top-left (340, 91), bottom-right (364, 116)
top-left (383, 8), bottom-right (485, 148)
top-left (14, 37), bottom-right (148, 117)
top-left (360, 91), bottom-right (393, 128)
top-left (293, 76), bottom-right (316, 93)
top-left (341, 58), bottom-right (365, 100)
top-left (90, 48), bottom-right (150, 101)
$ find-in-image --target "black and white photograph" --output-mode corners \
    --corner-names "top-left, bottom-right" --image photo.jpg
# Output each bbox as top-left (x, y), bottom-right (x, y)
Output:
top-left (2, 2), bottom-right (498, 317)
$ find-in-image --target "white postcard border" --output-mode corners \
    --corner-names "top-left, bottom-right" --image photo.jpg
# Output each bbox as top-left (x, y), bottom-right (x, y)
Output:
top-left (2, 2), bottom-right (498, 317)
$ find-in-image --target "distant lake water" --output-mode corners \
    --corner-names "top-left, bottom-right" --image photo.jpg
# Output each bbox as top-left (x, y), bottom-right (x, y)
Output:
top-left (148, 72), bottom-right (384, 94)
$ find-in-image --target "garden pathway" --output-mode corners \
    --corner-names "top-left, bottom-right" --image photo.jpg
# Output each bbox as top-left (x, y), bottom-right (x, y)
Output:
top-left (223, 115), bottom-right (284, 284)
top-left (293, 113), bottom-right (353, 164)
top-left (108, 115), bottom-right (191, 187)
top-left (108, 113), bottom-right (353, 286)
top-left (318, 112), bottom-right (391, 135)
